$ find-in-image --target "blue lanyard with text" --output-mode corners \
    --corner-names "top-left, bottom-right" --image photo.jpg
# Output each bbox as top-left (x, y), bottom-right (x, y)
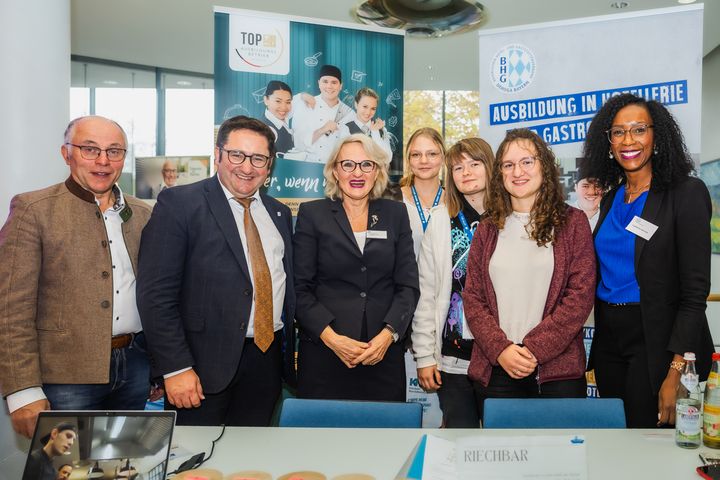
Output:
top-left (411, 185), bottom-right (443, 232)
top-left (457, 211), bottom-right (475, 242)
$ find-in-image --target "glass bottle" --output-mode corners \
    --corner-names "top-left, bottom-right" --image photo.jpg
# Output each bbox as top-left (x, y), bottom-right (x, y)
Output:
top-left (676, 352), bottom-right (702, 449)
top-left (704, 352), bottom-right (720, 448)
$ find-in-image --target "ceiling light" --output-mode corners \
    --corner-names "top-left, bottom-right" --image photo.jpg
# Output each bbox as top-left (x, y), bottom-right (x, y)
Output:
top-left (102, 80), bottom-right (119, 85)
top-left (176, 80), bottom-right (192, 86)
top-left (110, 416), bottom-right (126, 438)
top-left (117, 458), bottom-right (138, 479)
top-left (88, 461), bottom-right (104, 479)
top-left (677, 0), bottom-right (696, 3)
top-left (354, 0), bottom-right (486, 38)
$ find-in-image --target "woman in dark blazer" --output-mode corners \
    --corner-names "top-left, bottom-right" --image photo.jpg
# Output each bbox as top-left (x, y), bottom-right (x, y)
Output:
top-left (293, 133), bottom-right (419, 401)
top-left (583, 93), bottom-right (714, 428)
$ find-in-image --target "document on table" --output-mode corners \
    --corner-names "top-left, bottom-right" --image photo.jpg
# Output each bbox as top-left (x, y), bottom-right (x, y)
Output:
top-left (420, 435), bottom-right (457, 480)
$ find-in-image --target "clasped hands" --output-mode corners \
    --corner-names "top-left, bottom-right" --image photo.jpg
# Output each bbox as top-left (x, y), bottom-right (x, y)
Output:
top-left (320, 326), bottom-right (393, 368)
top-left (497, 344), bottom-right (537, 379)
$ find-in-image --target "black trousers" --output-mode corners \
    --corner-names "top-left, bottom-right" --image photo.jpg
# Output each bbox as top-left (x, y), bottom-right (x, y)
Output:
top-left (170, 331), bottom-right (282, 426)
top-left (473, 366), bottom-right (586, 424)
top-left (297, 337), bottom-right (405, 402)
top-left (437, 371), bottom-right (482, 428)
top-left (592, 302), bottom-right (659, 428)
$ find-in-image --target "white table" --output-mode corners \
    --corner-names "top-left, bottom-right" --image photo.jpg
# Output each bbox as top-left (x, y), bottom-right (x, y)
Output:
top-left (169, 426), bottom-right (710, 479)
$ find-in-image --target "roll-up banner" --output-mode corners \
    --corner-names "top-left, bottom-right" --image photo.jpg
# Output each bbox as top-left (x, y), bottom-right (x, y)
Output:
top-left (478, 5), bottom-right (703, 398)
top-left (214, 7), bottom-right (404, 215)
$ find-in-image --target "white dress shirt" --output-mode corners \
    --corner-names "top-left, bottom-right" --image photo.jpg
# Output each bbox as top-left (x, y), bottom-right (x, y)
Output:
top-left (264, 109), bottom-right (293, 136)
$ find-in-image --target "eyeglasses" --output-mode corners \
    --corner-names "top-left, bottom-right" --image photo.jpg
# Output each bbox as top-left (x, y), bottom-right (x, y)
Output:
top-left (606, 124), bottom-right (654, 144)
top-left (338, 159), bottom-right (376, 173)
top-left (65, 143), bottom-right (127, 162)
top-left (500, 156), bottom-right (537, 173)
top-left (220, 148), bottom-right (271, 168)
top-left (408, 151), bottom-right (442, 162)
top-left (162, 169), bottom-right (177, 174)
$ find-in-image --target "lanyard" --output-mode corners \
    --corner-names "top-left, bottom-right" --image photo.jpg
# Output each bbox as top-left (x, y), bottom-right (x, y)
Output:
top-left (457, 211), bottom-right (475, 242)
top-left (411, 185), bottom-right (443, 232)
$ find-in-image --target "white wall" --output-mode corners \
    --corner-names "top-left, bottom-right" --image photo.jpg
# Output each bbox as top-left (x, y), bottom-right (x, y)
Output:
top-left (0, 2), bottom-right (71, 478)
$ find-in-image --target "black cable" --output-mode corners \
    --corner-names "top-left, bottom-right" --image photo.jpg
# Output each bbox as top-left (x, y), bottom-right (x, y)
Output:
top-left (166, 424), bottom-right (226, 477)
top-left (197, 424), bottom-right (226, 466)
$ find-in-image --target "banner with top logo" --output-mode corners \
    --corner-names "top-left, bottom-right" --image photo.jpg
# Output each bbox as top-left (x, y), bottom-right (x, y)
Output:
top-left (214, 7), bottom-right (404, 215)
top-left (478, 5), bottom-right (704, 398)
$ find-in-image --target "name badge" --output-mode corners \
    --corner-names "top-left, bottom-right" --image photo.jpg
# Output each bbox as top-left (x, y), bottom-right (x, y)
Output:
top-left (625, 215), bottom-right (658, 241)
top-left (366, 230), bottom-right (387, 240)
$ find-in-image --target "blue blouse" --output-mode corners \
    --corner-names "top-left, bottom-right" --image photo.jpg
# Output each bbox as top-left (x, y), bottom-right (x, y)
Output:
top-left (595, 185), bottom-right (648, 303)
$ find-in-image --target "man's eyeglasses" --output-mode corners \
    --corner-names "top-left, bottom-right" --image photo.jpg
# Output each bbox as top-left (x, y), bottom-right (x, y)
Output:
top-left (220, 148), bottom-right (271, 168)
top-left (338, 159), bottom-right (376, 173)
top-left (606, 124), bottom-right (653, 144)
top-left (65, 143), bottom-right (127, 162)
top-left (500, 156), bottom-right (537, 173)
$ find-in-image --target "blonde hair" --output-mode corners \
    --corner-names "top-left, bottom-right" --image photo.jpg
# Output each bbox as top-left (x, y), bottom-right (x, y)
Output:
top-left (399, 127), bottom-right (446, 187)
top-left (444, 137), bottom-right (495, 218)
top-left (324, 134), bottom-right (389, 201)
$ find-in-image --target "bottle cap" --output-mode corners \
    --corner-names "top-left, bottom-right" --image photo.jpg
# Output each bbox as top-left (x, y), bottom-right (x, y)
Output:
top-left (684, 352), bottom-right (696, 361)
top-left (713, 352), bottom-right (720, 361)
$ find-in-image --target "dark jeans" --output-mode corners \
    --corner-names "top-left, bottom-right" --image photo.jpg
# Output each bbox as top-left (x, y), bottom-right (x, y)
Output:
top-left (592, 302), bottom-right (658, 428)
top-left (437, 371), bottom-right (482, 428)
top-left (474, 365), bottom-right (586, 423)
top-left (43, 332), bottom-right (150, 410)
top-left (171, 332), bottom-right (282, 426)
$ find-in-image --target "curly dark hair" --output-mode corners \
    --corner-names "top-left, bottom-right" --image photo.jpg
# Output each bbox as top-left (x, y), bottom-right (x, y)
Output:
top-left (581, 93), bottom-right (694, 191)
top-left (486, 128), bottom-right (567, 247)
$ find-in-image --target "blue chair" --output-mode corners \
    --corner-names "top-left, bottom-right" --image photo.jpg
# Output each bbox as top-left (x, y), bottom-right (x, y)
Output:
top-left (483, 398), bottom-right (626, 428)
top-left (279, 398), bottom-right (423, 428)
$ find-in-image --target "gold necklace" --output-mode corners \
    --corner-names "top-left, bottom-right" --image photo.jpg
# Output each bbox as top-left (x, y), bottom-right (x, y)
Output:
top-left (624, 182), bottom-right (650, 202)
top-left (625, 182), bottom-right (650, 195)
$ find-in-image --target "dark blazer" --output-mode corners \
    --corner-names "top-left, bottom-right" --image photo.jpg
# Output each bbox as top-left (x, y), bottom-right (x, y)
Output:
top-left (137, 176), bottom-right (296, 393)
top-left (590, 176), bottom-right (714, 392)
top-left (293, 198), bottom-right (419, 342)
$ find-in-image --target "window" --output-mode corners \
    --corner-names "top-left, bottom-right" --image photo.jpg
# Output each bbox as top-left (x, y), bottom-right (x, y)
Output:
top-left (403, 90), bottom-right (480, 151)
top-left (163, 73), bottom-right (214, 157)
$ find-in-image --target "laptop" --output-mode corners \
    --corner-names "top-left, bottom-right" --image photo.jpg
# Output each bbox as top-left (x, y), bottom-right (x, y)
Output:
top-left (23, 410), bottom-right (176, 480)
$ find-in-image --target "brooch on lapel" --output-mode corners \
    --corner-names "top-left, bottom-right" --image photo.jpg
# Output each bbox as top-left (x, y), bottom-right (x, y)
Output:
top-left (370, 214), bottom-right (379, 228)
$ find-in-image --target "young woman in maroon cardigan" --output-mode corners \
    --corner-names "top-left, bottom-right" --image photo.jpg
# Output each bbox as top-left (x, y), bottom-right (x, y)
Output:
top-left (463, 128), bottom-right (596, 421)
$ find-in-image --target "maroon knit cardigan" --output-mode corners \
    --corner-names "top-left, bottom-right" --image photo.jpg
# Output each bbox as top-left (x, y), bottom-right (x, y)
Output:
top-left (464, 206), bottom-right (596, 387)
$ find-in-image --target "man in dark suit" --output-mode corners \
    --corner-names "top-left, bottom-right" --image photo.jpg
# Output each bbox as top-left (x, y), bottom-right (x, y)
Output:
top-left (137, 116), bottom-right (295, 426)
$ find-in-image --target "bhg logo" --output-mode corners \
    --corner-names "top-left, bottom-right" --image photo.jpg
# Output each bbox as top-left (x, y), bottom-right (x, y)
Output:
top-left (491, 44), bottom-right (536, 94)
top-left (229, 14), bottom-right (289, 75)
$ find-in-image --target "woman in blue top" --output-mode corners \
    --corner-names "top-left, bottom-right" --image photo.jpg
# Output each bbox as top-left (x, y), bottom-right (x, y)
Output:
top-left (583, 93), bottom-right (714, 428)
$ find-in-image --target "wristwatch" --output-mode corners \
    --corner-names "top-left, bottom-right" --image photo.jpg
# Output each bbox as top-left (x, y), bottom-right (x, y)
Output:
top-left (384, 324), bottom-right (399, 343)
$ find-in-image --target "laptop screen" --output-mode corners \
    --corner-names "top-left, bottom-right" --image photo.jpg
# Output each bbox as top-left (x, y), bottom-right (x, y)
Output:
top-left (23, 410), bottom-right (175, 480)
